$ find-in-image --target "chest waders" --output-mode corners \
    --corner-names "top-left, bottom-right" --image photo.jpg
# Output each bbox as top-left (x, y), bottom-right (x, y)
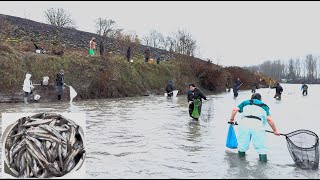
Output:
top-left (239, 100), bottom-right (269, 162)
top-left (191, 99), bottom-right (201, 119)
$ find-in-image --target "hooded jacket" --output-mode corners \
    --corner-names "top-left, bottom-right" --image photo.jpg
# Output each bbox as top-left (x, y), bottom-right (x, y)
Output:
top-left (165, 83), bottom-right (174, 93)
top-left (56, 73), bottom-right (64, 86)
top-left (23, 73), bottom-right (33, 93)
top-left (188, 87), bottom-right (207, 102)
top-left (275, 84), bottom-right (283, 94)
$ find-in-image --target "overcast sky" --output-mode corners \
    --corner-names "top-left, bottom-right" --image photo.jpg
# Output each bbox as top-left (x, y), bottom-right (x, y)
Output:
top-left (1, 1), bottom-right (320, 66)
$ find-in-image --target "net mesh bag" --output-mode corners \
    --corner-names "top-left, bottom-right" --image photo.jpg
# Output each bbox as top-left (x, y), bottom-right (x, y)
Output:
top-left (285, 130), bottom-right (319, 169)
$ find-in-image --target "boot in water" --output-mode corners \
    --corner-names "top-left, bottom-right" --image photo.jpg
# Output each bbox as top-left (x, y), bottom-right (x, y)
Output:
top-left (259, 154), bottom-right (267, 162)
top-left (238, 151), bottom-right (245, 158)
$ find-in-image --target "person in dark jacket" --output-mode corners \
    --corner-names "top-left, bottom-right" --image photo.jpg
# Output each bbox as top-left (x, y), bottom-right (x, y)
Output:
top-left (236, 78), bottom-right (242, 87)
top-left (233, 81), bottom-right (239, 98)
top-left (126, 46), bottom-right (131, 62)
top-left (165, 80), bottom-right (174, 97)
top-left (251, 82), bottom-right (258, 93)
top-left (187, 83), bottom-right (207, 120)
top-left (99, 40), bottom-right (105, 56)
top-left (56, 70), bottom-right (65, 101)
top-left (144, 48), bottom-right (150, 62)
top-left (274, 82), bottom-right (283, 100)
top-left (156, 53), bottom-right (161, 64)
top-left (301, 82), bottom-right (308, 96)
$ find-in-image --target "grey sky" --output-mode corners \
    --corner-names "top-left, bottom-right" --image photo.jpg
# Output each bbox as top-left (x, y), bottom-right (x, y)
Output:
top-left (1, 1), bottom-right (320, 66)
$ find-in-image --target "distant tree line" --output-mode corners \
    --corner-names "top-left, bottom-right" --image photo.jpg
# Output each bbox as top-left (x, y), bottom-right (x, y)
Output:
top-left (245, 54), bottom-right (320, 83)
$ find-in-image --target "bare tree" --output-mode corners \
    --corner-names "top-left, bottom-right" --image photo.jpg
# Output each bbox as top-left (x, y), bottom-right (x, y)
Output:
top-left (287, 58), bottom-right (295, 80)
top-left (172, 29), bottom-right (198, 57)
top-left (295, 58), bottom-right (301, 79)
top-left (95, 18), bottom-right (122, 38)
top-left (142, 30), bottom-right (164, 49)
top-left (44, 8), bottom-right (76, 29)
top-left (44, 8), bottom-right (76, 45)
top-left (305, 54), bottom-right (317, 81)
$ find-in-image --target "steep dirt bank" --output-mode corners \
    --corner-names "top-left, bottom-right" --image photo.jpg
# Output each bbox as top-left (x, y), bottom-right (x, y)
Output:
top-left (0, 43), bottom-right (270, 103)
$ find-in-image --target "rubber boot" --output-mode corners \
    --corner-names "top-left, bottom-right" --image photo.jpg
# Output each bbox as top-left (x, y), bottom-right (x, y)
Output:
top-left (259, 154), bottom-right (267, 162)
top-left (238, 151), bottom-right (245, 158)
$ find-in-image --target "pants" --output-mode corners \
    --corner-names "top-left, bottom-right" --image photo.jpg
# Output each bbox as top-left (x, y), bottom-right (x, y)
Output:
top-left (252, 89), bottom-right (256, 93)
top-left (233, 91), bottom-right (238, 97)
top-left (145, 57), bottom-right (149, 62)
top-left (274, 93), bottom-right (281, 100)
top-left (89, 49), bottom-right (95, 56)
top-left (24, 92), bottom-right (30, 98)
top-left (167, 92), bottom-right (173, 97)
top-left (188, 101), bottom-right (202, 119)
top-left (303, 90), bottom-right (307, 96)
top-left (238, 119), bottom-right (267, 154)
top-left (56, 85), bottom-right (64, 100)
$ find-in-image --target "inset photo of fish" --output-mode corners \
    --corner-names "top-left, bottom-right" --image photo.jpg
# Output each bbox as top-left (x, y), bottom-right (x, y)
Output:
top-left (1, 113), bottom-right (86, 179)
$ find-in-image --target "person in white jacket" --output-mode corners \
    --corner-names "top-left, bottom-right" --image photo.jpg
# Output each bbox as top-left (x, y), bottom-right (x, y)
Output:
top-left (22, 73), bottom-right (34, 104)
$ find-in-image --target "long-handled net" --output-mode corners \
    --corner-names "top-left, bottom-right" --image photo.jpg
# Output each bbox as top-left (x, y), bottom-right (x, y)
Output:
top-left (266, 129), bottom-right (319, 170)
top-left (228, 122), bottom-right (319, 169)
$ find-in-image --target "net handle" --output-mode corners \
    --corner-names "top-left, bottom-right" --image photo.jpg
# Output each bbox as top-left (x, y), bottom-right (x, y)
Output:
top-left (228, 122), bottom-right (286, 136)
top-left (265, 130), bottom-right (286, 136)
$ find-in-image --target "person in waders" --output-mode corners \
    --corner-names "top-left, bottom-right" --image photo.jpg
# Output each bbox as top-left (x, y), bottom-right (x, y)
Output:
top-left (233, 81), bottom-right (239, 98)
top-left (22, 73), bottom-right (34, 104)
top-left (165, 80), bottom-right (174, 97)
top-left (187, 83), bottom-right (207, 120)
top-left (251, 82), bottom-right (258, 93)
top-left (301, 82), bottom-right (308, 96)
top-left (274, 82), bottom-right (283, 100)
top-left (229, 93), bottom-right (280, 162)
top-left (56, 70), bottom-right (65, 101)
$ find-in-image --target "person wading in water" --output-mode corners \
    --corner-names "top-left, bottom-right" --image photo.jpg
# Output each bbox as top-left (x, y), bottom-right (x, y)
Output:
top-left (229, 93), bottom-right (280, 162)
top-left (187, 83), bottom-right (207, 120)
top-left (301, 82), bottom-right (308, 96)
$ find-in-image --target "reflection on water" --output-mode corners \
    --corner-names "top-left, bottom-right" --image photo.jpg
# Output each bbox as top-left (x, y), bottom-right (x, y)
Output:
top-left (0, 84), bottom-right (319, 178)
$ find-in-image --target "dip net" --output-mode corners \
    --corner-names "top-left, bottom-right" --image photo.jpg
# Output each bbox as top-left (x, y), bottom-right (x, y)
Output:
top-left (285, 130), bottom-right (319, 170)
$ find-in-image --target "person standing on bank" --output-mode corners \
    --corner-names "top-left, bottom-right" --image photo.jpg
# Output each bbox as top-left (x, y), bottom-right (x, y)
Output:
top-left (89, 37), bottom-right (96, 57)
top-left (22, 73), bottom-right (34, 104)
top-left (144, 48), bottom-right (150, 62)
top-left (187, 83), bottom-right (207, 120)
top-left (126, 46), bottom-right (131, 62)
top-left (56, 70), bottom-right (65, 101)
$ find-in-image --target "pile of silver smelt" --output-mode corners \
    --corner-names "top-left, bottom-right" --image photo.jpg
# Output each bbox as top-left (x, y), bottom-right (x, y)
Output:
top-left (5, 113), bottom-right (85, 178)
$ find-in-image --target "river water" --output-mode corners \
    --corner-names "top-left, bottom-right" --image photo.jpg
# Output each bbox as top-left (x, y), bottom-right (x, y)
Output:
top-left (0, 84), bottom-right (319, 178)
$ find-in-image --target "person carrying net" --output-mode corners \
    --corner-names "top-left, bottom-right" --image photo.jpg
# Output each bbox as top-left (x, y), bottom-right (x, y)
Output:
top-left (229, 93), bottom-right (280, 162)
